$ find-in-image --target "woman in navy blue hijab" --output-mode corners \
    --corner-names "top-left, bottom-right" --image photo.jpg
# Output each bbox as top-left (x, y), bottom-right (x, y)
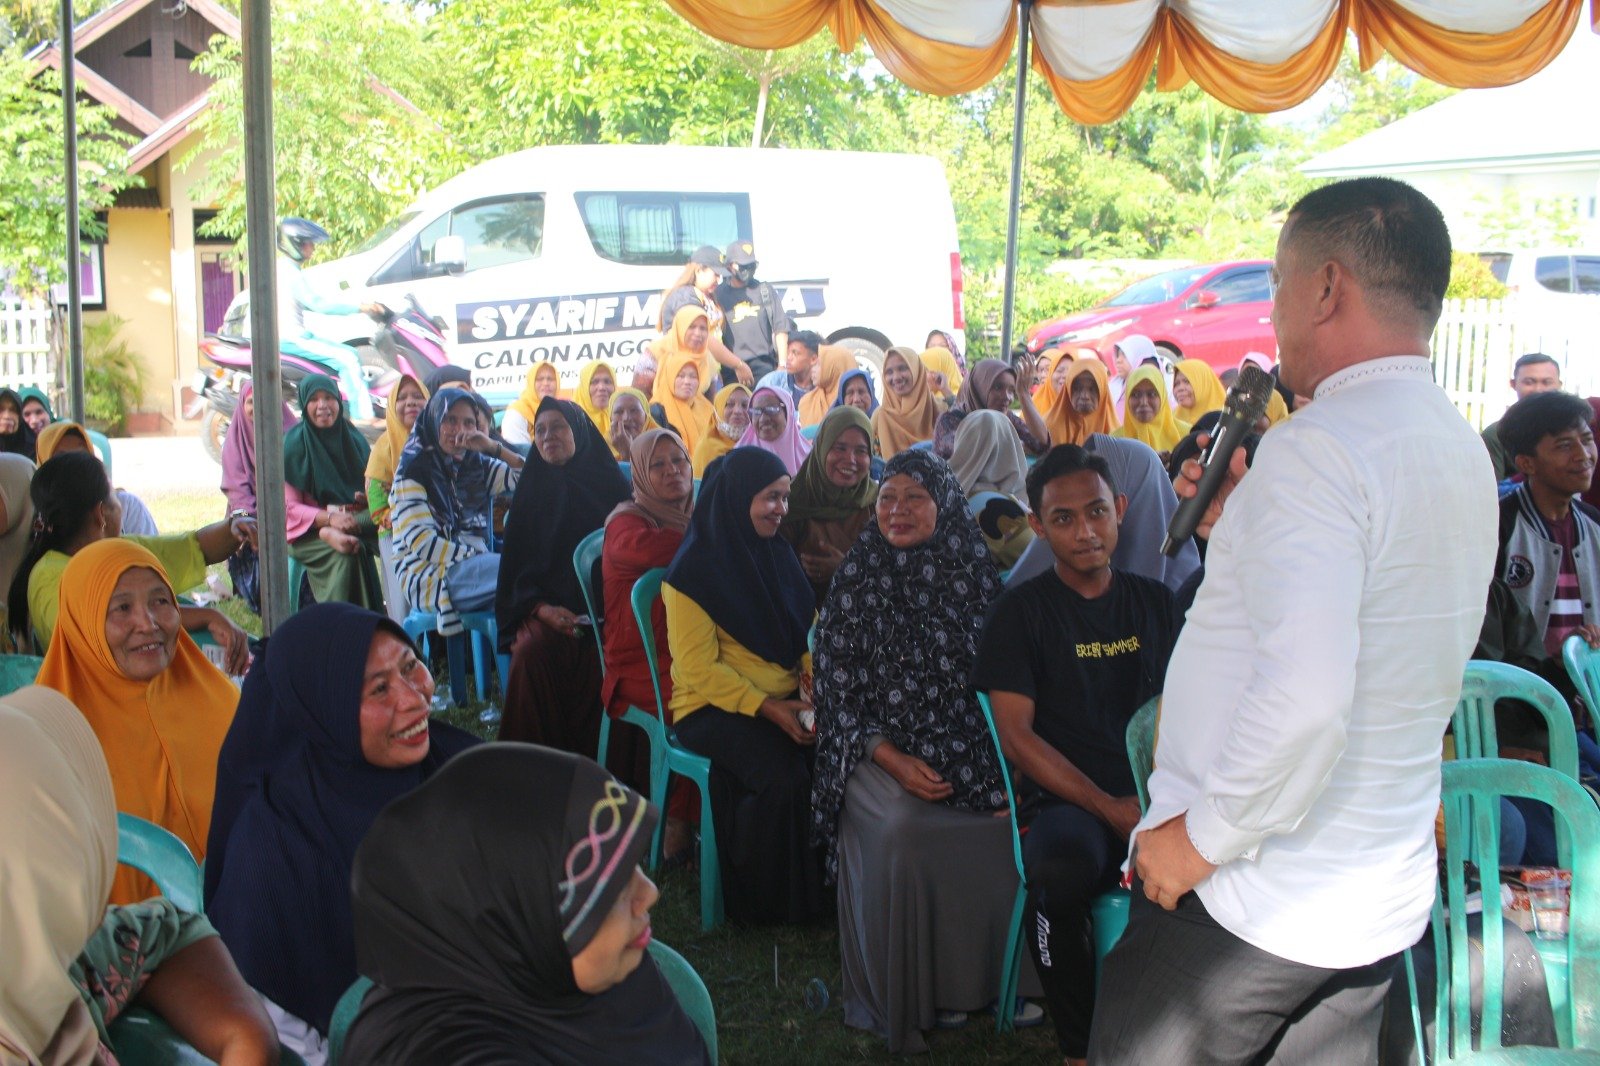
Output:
top-left (203, 602), bottom-right (478, 1052)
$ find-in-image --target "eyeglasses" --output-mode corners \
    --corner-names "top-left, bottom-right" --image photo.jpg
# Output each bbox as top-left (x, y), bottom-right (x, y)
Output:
top-left (751, 405), bottom-right (786, 418)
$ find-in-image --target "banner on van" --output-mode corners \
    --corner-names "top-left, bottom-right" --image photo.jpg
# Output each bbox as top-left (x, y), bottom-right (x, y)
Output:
top-left (456, 281), bottom-right (827, 397)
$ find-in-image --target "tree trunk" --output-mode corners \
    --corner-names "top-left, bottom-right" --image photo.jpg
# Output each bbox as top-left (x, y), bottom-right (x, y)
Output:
top-left (752, 51), bottom-right (774, 148)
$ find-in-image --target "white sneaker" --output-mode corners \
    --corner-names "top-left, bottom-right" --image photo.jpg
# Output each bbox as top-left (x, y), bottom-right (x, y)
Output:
top-left (934, 1010), bottom-right (969, 1030)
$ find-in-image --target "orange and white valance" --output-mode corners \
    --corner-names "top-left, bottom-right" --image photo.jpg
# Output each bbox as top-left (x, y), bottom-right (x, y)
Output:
top-left (664, 0), bottom-right (1593, 123)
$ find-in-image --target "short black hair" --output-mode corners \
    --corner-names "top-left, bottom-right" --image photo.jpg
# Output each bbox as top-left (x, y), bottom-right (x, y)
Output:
top-left (1026, 444), bottom-right (1116, 514)
top-left (1499, 391), bottom-right (1594, 460)
top-left (1285, 177), bottom-right (1451, 328)
top-left (789, 330), bottom-right (822, 356)
top-left (1513, 352), bottom-right (1559, 375)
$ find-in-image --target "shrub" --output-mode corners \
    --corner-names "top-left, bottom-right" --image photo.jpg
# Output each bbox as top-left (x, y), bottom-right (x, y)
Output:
top-left (81, 314), bottom-right (146, 435)
top-left (1446, 250), bottom-right (1508, 301)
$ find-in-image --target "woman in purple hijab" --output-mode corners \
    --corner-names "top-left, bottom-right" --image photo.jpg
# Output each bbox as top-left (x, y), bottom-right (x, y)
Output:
top-left (221, 380), bottom-right (298, 612)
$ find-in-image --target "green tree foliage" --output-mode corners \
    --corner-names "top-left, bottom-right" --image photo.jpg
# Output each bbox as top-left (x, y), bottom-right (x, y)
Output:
top-left (183, 0), bottom-right (466, 256)
top-left (1315, 45), bottom-right (1455, 150)
top-left (0, 46), bottom-right (135, 294)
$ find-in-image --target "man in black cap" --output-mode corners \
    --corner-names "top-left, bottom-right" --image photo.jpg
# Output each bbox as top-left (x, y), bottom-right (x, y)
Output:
top-left (714, 240), bottom-right (791, 384)
top-left (657, 244), bottom-right (753, 386)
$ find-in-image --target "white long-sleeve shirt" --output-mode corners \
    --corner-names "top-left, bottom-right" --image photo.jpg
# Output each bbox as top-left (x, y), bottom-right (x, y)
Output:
top-left (1137, 355), bottom-right (1497, 969)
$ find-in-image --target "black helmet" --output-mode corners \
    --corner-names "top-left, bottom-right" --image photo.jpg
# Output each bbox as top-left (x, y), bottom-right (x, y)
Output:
top-left (278, 217), bottom-right (331, 261)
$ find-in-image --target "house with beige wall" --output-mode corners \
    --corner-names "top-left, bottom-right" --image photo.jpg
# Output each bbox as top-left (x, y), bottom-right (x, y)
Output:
top-left (30, 0), bottom-right (242, 431)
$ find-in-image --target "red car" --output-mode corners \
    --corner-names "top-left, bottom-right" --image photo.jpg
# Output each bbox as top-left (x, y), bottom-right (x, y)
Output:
top-left (1025, 260), bottom-right (1278, 371)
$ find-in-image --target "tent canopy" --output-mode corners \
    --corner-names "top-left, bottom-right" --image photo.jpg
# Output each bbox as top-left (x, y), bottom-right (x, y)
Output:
top-left (665, 0), bottom-right (1594, 123)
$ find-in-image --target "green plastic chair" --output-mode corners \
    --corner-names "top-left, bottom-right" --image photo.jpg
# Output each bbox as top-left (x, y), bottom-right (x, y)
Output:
top-left (1561, 635), bottom-right (1600, 735)
top-left (1431, 759), bottom-right (1600, 1058)
top-left (115, 812), bottom-right (203, 914)
top-left (325, 946), bottom-right (712, 1065)
top-left (1125, 696), bottom-right (1159, 814)
top-left (0, 653), bottom-right (43, 695)
top-left (108, 1006), bottom-right (307, 1065)
top-left (1454, 661), bottom-right (1579, 781)
top-left (631, 568), bottom-right (724, 930)
top-left (975, 690), bottom-right (1128, 1032)
top-left (326, 976), bottom-right (373, 1066)
top-left (650, 940), bottom-right (718, 1060)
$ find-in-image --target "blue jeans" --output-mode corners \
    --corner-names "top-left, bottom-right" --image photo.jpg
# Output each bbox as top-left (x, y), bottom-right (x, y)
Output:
top-left (446, 553), bottom-right (500, 614)
top-left (282, 336), bottom-right (373, 419)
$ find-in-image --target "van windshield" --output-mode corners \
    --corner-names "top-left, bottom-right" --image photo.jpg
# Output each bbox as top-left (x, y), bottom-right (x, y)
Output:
top-left (352, 211), bottom-right (420, 255)
top-left (1102, 266), bottom-right (1211, 308)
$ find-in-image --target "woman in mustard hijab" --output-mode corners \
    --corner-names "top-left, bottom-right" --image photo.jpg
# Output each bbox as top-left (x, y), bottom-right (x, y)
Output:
top-left (1172, 358), bottom-right (1227, 425)
top-left (1114, 364), bottom-right (1190, 460)
top-left (366, 373), bottom-right (428, 623)
top-left (919, 345), bottom-right (964, 405)
top-left (872, 346), bottom-right (941, 458)
top-left (692, 382), bottom-right (751, 477)
top-left (573, 360), bottom-right (618, 438)
top-left (650, 308), bottom-right (718, 456)
top-left (36, 539), bottom-right (240, 905)
top-left (501, 361), bottom-right (562, 446)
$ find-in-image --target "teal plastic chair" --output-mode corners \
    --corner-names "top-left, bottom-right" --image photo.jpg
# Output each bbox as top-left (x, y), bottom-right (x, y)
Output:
top-left (975, 691), bottom-right (1128, 1032)
top-left (1126, 697), bottom-right (1159, 814)
top-left (1431, 759), bottom-right (1600, 1058)
top-left (108, 1007), bottom-right (307, 1065)
top-left (1454, 661), bottom-right (1579, 781)
top-left (116, 812), bottom-right (202, 913)
top-left (86, 428), bottom-right (113, 476)
top-left (327, 976), bottom-right (373, 1066)
top-left (800, 423), bottom-right (820, 441)
top-left (650, 941), bottom-right (718, 1059)
top-left (401, 610), bottom-right (472, 706)
top-left (0, 652), bottom-right (43, 695)
top-left (572, 528), bottom-right (634, 765)
top-left (633, 568), bottom-right (724, 930)
top-left (618, 460), bottom-right (631, 480)
top-left (325, 947), bottom-right (712, 1065)
top-left (1561, 635), bottom-right (1600, 735)
top-left (460, 611), bottom-right (511, 701)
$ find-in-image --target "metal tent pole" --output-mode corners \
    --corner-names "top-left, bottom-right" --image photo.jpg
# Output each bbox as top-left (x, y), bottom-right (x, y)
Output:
top-left (998, 0), bottom-right (1032, 362)
top-left (59, 0), bottom-right (85, 422)
top-left (242, 0), bottom-right (288, 632)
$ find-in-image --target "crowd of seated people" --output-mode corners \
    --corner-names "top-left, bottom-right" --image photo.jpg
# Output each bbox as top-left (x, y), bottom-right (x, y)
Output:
top-left (13, 275), bottom-right (1600, 1066)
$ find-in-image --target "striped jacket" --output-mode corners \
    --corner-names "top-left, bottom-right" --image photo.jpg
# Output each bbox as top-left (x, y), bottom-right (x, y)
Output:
top-left (390, 460), bottom-right (518, 634)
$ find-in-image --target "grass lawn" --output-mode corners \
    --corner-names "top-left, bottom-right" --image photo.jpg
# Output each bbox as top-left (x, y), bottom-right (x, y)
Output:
top-left (148, 490), bottom-right (1062, 1065)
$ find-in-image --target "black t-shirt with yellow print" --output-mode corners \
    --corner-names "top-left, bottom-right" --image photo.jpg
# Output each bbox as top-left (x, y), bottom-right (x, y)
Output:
top-left (972, 567), bottom-right (1176, 799)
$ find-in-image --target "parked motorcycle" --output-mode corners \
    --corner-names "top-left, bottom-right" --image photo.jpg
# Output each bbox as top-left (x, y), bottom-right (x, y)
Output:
top-left (191, 294), bottom-right (452, 464)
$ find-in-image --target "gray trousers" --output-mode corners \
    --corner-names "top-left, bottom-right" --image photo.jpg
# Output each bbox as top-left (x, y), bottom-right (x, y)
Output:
top-left (1089, 881), bottom-right (1397, 1065)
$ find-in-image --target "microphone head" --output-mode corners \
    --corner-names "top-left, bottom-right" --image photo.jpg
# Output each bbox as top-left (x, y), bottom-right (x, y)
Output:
top-left (1224, 363), bottom-right (1276, 425)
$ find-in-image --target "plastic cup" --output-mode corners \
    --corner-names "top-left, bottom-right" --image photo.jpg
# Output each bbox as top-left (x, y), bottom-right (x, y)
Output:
top-left (1528, 883), bottom-right (1569, 940)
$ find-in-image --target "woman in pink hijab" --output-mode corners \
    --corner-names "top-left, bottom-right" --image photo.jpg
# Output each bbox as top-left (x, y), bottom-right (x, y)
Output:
top-left (736, 385), bottom-right (811, 476)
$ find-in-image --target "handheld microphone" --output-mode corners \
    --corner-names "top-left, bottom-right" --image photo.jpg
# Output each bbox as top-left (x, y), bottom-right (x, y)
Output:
top-left (1160, 363), bottom-right (1274, 557)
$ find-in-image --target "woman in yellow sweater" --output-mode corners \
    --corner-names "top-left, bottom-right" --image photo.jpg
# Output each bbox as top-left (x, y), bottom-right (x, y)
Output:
top-left (663, 446), bottom-right (824, 924)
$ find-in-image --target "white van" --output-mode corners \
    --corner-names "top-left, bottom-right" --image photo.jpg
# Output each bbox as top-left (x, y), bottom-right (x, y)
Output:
top-left (302, 144), bottom-right (965, 404)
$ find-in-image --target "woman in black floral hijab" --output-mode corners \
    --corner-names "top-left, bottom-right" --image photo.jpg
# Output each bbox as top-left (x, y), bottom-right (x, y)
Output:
top-left (810, 448), bottom-right (1025, 1053)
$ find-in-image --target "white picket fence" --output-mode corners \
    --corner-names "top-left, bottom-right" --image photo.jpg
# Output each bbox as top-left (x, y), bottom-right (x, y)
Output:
top-left (0, 300), bottom-right (55, 394)
top-left (1433, 295), bottom-right (1600, 429)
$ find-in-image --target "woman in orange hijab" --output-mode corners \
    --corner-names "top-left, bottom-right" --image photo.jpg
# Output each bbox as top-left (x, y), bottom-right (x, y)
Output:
top-left (36, 538), bottom-right (239, 904)
top-left (1055, 356), bottom-right (1120, 439)
top-left (798, 345), bottom-right (853, 429)
top-left (650, 307), bottom-right (718, 456)
top-left (1031, 348), bottom-right (1073, 415)
top-left (872, 346), bottom-right (942, 458)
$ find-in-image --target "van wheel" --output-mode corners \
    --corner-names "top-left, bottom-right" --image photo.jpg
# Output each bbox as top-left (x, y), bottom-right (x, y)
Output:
top-left (1155, 342), bottom-right (1182, 362)
top-left (827, 331), bottom-right (889, 395)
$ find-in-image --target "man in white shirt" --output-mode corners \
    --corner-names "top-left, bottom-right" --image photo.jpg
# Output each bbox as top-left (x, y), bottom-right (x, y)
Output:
top-left (1088, 178), bottom-right (1497, 1064)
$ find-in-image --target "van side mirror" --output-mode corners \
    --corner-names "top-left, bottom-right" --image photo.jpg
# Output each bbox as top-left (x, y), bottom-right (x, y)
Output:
top-left (1193, 289), bottom-right (1219, 309)
top-left (433, 235), bottom-right (467, 275)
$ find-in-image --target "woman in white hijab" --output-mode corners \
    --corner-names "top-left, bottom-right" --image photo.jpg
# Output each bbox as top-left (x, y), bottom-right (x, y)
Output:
top-left (0, 686), bottom-right (277, 1065)
top-left (1108, 335), bottom-right (1162, 419)
top-left (947, 410), bottom-right (1035, 569)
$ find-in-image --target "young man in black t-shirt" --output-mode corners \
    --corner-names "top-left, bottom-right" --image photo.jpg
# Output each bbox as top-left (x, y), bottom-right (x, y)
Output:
top-left (971, 444), bottom-right (1177, 1064)
top-left (713, 240), bottom-right (790, 383)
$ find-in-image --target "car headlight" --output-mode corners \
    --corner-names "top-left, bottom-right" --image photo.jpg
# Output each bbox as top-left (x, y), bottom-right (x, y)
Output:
top-left (1061, 318), bottom-right (1136, 344)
